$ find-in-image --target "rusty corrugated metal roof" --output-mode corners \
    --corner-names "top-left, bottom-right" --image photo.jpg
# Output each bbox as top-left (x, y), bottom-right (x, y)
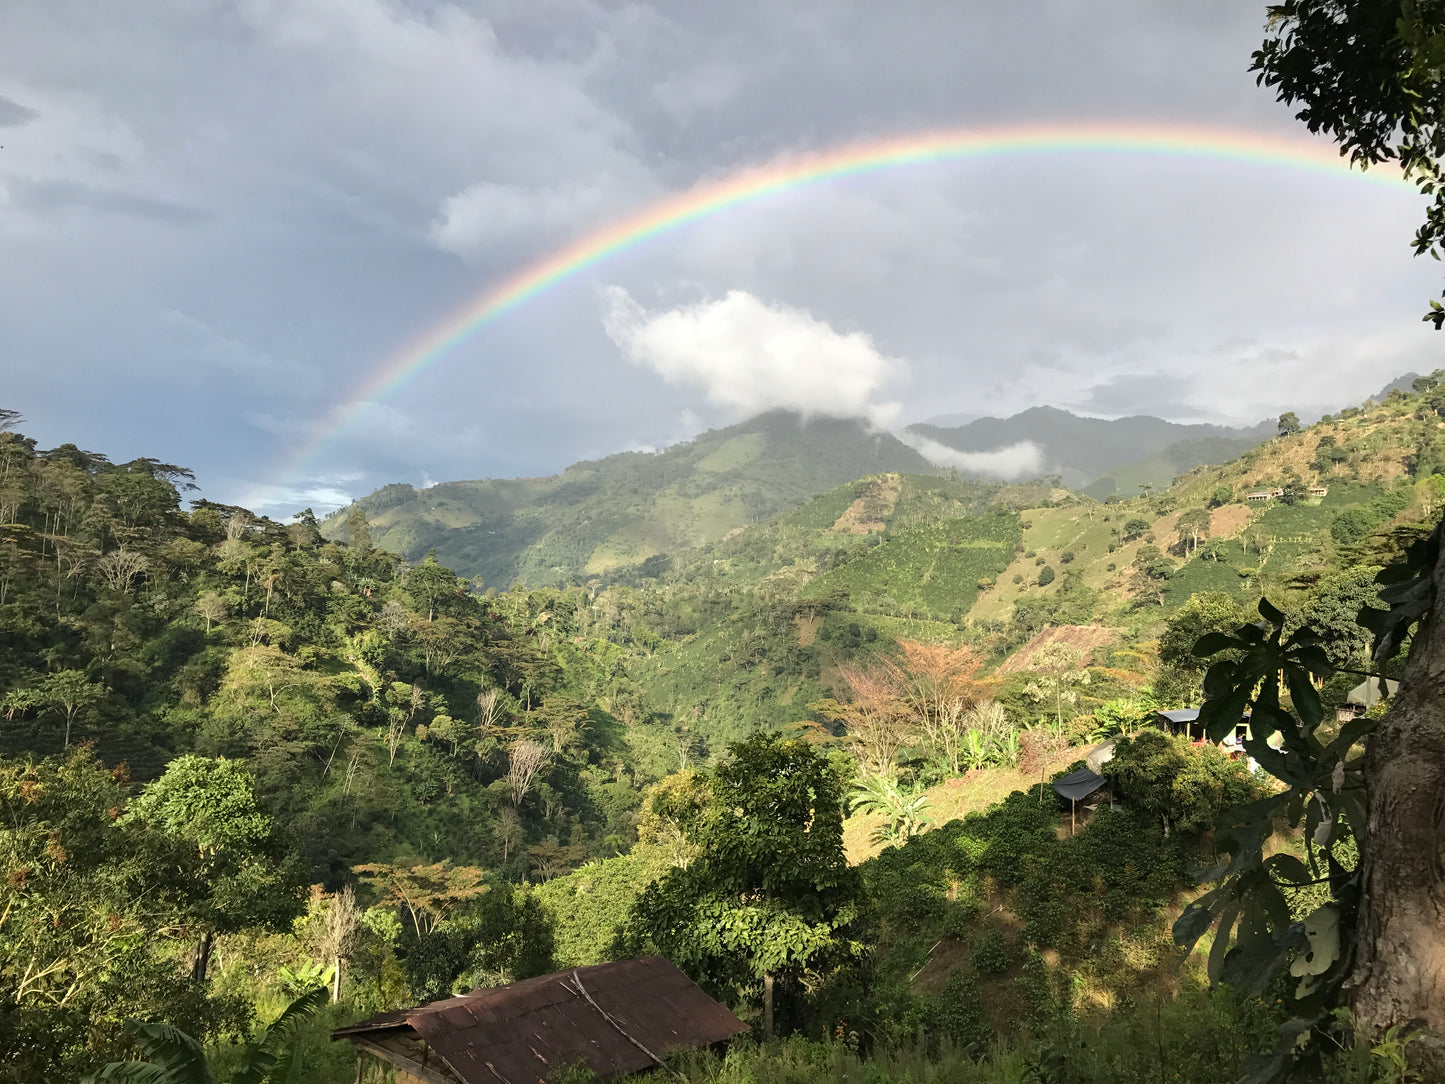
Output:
top-left (333, 956), bottom-right (748, 1084)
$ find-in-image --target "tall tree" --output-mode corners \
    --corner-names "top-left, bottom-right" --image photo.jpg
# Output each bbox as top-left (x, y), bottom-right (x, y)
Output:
top-left (1176, 507), bottom-right (1213, 555)
top-left (1252, 2), bottom-right (1445, 1064)
top-left (120, 757), bottom-right (305, 982)
top-left (624, 734), bottom-right (864, 1038)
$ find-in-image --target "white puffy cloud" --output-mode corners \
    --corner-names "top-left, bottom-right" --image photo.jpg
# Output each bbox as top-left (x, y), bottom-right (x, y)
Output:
top-left (603, 287), bottom-right (905, 428)
top-left (898, 432), bottom-right (1047, 481)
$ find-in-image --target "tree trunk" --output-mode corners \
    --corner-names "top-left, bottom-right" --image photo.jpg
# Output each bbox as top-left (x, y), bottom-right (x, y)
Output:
top-left (1349, 535), bottom-right (1445, 1074)
top-left (192, 931), bottom-right (213, 983)
top-left (762, 972), bottom-right (774, 1040)
top-left (333, 954), bottom-right (342, 1003)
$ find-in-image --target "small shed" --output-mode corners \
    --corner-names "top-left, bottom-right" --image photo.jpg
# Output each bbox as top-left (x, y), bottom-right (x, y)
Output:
top-left (333, 956), bottom-right (748, 1084)
top-left (1052, 768), bottom-right (1108, 834)
top-left (1155, 708), bottom-right (1202, 740)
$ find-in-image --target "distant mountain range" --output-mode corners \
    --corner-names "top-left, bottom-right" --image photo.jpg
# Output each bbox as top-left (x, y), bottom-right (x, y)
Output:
top-left (322, 412), bottom-right (934, 587)
top-left (324, 406), bottom-right (1278, 583)
top-left (907, 406), bottom-right (1274, 496)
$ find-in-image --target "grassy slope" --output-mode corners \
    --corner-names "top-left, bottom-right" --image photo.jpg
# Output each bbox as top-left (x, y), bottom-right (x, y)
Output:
top-left (969, 400), bottom-right (1435, 630)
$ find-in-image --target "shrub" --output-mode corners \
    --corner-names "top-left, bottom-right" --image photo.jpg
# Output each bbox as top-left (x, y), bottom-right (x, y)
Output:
top-left (1107, 731), bottom-right (1263, 836)
top-left (970, 928), bottom-right (1013, 974)
top-left (1037, 566), bottom-right (1055, 587)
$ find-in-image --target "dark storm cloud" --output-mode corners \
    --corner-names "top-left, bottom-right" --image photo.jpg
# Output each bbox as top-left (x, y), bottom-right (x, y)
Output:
top-left (0, 1), bottom-right (1437, 517)
top-left (0, 94), bottom-right (37, 127)
top-left (8, 177), bottom-right (207, 223)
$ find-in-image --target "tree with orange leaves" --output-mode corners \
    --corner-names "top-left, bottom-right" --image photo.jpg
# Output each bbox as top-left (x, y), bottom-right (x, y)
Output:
top-left (828, 663), bottom-right (912, 776)
top-left (884, 640), bottom-right (985, 774)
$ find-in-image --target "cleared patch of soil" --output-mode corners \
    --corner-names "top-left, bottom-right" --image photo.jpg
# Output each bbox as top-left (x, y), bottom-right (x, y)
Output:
top-left (830, 475), bottom-right (900, 534)
top-left (993, 625), bottom-right (1123, 676)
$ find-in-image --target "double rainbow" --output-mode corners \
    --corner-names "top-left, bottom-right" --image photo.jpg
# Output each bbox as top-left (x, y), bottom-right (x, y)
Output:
top-left (259, 121), bottom-right (1413, 507)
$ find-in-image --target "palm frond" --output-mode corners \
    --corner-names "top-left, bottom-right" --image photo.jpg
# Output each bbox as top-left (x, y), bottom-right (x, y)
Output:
top-left (230, 985), bottom-right (328, 1084)
top-left (83, 1020), bottom-right (213, 1084)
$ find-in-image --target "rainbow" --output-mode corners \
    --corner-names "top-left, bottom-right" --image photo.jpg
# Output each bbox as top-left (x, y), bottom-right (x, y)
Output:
top-left (259, 120), bottom-right (1415, 507)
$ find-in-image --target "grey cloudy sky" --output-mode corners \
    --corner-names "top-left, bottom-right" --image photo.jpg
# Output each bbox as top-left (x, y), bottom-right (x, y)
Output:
top-left (2, 1), bottom-right (1440, 515)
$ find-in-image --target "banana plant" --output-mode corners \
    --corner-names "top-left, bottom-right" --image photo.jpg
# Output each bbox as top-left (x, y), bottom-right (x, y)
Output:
top-left (84, 985), bottom-right (328, 1084)
top-left (275, 959), bottom-right (334, 998)
top-left (849, 773), bottom-right (933, 846)
top-left (959, 728), bottom-right (991, 770)
top-left (989, 729), bottom-right (1020, 768)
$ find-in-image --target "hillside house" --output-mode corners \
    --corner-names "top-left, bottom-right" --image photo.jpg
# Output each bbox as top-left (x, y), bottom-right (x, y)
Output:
top-left (1155, 708), bottom-right (1254, 761)
top-left (1245, 488), bottom-right (1285, 502)
top-left (1309, 485), bottom-right (1329, 497)
top-left (332, 957), bottom-right (747, 1084)
top-left (1336, 676), bottom-right (1399, 721)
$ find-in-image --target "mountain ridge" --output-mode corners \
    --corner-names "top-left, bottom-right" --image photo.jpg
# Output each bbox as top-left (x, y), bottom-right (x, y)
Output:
top-left (326, 405), bottom-right (1280, 582)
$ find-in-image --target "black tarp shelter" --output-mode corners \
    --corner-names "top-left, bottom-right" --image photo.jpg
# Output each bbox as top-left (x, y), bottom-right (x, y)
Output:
top-left (1052, 768), bottom-right (1107, 802)
top-left (1052, 768), bottom-right (1107, 834)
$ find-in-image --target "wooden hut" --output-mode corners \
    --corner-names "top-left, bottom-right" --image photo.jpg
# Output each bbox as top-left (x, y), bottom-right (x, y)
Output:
top-left (333, 957), bottom-right (747, 1084)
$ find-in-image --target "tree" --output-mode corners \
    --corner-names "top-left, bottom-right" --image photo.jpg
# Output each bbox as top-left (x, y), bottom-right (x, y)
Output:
top-left (31, 670), bottom-right (104, 748)
top-left (506, 740), bottom-right (548, 806)
top-left (1179, 549), bottom-right (1445, 1078)
top-left (624, 734), bottom-right (864, 1038)
top-left (95, 549), bottom-right (149, 595)
top-left (1279, 478), bottom-right (1310, 505)
top-left (1128, 544), bottom-right (1175, 607)
top-left (344, 507), bottom-right (372, 552)
top-left (1176, 508), bottom-right (1212, 555)
top-left (1252, 0), bottom-right (1445, 326)
top-left (1277, 411), bottom-right (1302, 437)
top-left (1209, 484), bottom-right (1235, 508)
top-left (831, 663), bottom-right (912, 776)
top-left (193, 591), bottom-right (227, 633)
top-left (83, 985), bottom-right (327, 1084)
top-left (1022, 644), bottom-right (1091, 730)
top-left (120, 757), bottom-right (306, 981)
top-left (1156, 592), bottom-right (1250, 705)
top-left (316, 885), bottom-right (359, 1004)
top-left (405, 552), bottom-right (459, 621)
top-left (1037, 565), bottom-right (1056, 586)
top-left (534, 696), bottom-right (590, 754)
top-left (353, 861), bottom-right (487, 938)
top-left (1107, 730), bottom-right (1261, 837)
top-left (1122, 516), bottom-right (1151, 541)
top-left (881, 640), bottom-right (982, 772)
top-left (493, 807), bottom-right (524, 863)
top-left (0, 750), bottom-right (246, 1081)
top-left (1293, 564), bottom-right (1387, 668)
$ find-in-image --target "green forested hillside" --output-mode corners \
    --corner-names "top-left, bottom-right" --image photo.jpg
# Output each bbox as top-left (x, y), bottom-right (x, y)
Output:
top-left (325, 406), bottom-right (1278, 586)
top-left (4, 385), bottom-right (1443, 1081)
top-left (320, 411), bottom-right (938, 585)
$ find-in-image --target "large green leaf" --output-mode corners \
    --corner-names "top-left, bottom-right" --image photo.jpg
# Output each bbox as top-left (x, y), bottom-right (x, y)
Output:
top-left (84, 1021), bottom-right (214, 1084)
top-left (230, 985), bottom-right (327, 1084)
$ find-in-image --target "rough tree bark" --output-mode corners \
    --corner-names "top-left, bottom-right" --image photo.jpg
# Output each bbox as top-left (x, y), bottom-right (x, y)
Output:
top-left (1350, 536), bottom-right (1445, 1073)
